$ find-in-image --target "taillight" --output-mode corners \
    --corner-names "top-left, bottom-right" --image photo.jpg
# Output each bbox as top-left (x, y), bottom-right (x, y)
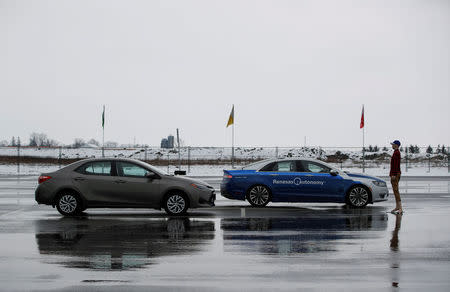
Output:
top-left (224, 174), bottom-right (232, 179)
top-left (38, 175), bottom-right (52, 184)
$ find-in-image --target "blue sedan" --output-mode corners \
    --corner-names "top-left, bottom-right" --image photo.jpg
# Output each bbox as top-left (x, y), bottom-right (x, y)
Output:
top-left (220, 158), bottom-right (389, 208)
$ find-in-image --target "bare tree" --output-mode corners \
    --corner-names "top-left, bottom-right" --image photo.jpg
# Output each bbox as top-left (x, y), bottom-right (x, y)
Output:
top-left (105, 141), bottom-right (118, 147)
top-left (44, 139), bottom-right (59, 147)
top-left (73, 138), bottom-right (86, 148)
top-left (87, 138), bottom-right (100, 146)
top-left (29, 132), bottom-right (54, 146)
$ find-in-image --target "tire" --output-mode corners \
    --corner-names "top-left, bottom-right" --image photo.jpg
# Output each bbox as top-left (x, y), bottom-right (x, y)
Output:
top-left (346, 185), bottom-right (370, 208)
top-left (164, 192), bottom-right (189, 215)
top-left (246, 185), bottom-right (271, 207)
top-left (56, 192), bottom-right (82, 216)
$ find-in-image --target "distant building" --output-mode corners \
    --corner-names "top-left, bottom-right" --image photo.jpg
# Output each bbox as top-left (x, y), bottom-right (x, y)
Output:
top-left (161, 135), bottom-right (175, 149)
top-left (167, 135), bottom-right (174, 148)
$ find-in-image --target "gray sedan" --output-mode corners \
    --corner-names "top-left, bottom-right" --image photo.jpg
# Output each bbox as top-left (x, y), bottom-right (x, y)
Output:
top-left (35, 158), bottom-right (215, 216)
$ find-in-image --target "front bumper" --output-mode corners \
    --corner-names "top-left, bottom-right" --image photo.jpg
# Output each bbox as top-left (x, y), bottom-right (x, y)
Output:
top-left (372, 186), bottom-right (389, 202)
top-left (194, 188), bottom-right (216, 207)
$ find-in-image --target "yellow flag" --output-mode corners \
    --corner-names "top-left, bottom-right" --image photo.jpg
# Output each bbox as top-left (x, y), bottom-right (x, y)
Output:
top-left (226, 105), bottom-right (234, 127)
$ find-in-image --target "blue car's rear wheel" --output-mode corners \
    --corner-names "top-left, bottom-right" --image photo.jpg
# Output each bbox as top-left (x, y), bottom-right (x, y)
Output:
top-left (247, 185), bottom-right (271, 207)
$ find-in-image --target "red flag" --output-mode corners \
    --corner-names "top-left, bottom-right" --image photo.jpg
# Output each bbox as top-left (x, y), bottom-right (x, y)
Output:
top-left (360, 105), bottom-right (364, 129)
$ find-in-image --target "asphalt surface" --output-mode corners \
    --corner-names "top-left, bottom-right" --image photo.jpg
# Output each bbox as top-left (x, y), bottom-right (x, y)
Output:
top-left (1, 175), bottom-right (450, 291)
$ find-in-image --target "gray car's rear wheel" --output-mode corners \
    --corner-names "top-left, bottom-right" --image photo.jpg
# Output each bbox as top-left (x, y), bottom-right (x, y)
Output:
top-left (164, 193), bottom-right (189, 215)
top-left (247, 185), bottom-right (271, 207)
top-left (346, 186), bottom-right (370, 208)
top-left (56, 192), bottom-right (82, 216)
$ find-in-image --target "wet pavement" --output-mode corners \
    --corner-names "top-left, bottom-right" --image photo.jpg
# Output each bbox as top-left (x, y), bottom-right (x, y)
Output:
top-left (1, 175), bottom-right (450, 291)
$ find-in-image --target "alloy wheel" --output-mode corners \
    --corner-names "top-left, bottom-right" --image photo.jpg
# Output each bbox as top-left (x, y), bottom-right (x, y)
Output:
top-left (248, 186), bottom-right (270, 206)
top-left (166, 194), bottom-right (186, 214)
top-left (59, 194), bottom-right (78, 214)
top-left (348, 187), bottom-right (369, 207)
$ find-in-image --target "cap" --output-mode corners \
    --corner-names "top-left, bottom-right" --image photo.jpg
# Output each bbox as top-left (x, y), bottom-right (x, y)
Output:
top-left (390, 140), bottom-right (401, 146)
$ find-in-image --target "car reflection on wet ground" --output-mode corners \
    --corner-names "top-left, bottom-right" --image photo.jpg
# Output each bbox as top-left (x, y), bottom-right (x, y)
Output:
top-left (35, 218), bottom-right (215, 271)
top-left (0, 175), bottom-right (450, 291)
top-left (221, 207), bottom-right (388, 255)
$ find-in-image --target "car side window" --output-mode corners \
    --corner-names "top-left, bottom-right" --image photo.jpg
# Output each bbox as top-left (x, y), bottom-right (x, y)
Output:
top-left (301, 161), bottom-right (330, 173)
top-left (276, 161), bottom-right (296, 172)
top-left (76, 161), bottom-right (112, 176)
top-left (117, 162), bottom-right (148, 177)
top-left (259, 161), bottom-right (296, 172)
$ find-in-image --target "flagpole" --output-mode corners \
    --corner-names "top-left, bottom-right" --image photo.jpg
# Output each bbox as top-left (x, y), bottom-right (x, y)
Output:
top-left (102, 105), bottom-right (105, 158)
top-left (232, 122), bottom-right (235, 168)
top-left (227, 104), bottom-right (235, 168)
top-left (102, 127), bottom-right (105, 157)
top-left (362, 104), bottom-right (365, 173)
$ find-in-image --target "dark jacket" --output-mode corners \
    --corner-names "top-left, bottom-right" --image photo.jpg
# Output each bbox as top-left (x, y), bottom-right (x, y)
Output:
top-left (390, 149), bottom-right (401, 176)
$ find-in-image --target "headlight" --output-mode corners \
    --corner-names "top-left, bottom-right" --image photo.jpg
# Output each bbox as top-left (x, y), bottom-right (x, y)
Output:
top-left (191, 183), bottom-right (210, 190)
top-left (372, 181), bottom-right (386, 187)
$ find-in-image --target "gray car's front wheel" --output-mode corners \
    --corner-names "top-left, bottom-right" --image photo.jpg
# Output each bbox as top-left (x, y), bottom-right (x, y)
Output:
top-left (56, 192), bottom-right (82, 216)
top-left (164, 193), bottom-right (189, 215)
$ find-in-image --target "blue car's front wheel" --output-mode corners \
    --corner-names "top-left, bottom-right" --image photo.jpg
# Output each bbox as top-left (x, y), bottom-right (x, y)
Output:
top-left (346, 186), bottom-right (370, 208)
top-left (247, 185), bottom-right (271, 207)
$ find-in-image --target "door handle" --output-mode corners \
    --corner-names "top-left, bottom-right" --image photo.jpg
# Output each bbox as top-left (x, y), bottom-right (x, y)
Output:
top-left (114, 180), bottom-right (126, 184)
top-left (269, 174), bottom-right (279, 176)
top-left (305, 174), bottom-right (314, 176)
top-left (74, 177), bottom-right (86, 181)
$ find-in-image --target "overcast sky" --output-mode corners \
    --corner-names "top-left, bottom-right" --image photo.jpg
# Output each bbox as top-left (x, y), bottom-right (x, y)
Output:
top-left (1, 0), bottom-right (449, 147)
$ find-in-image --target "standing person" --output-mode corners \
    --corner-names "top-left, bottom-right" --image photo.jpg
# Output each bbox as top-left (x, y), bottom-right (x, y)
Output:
top-left (390, 140), bottom-right (403, 214)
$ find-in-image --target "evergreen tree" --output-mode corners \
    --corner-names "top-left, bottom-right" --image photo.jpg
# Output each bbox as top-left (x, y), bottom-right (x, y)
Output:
top-left (374, 145), bottom-right (379, 152)
top-left (426, 145), bottom-right (433, 154)
top-left (11, 136), bottom-right (16, 146)
top-left (29, 135), bottom-right (37, 146)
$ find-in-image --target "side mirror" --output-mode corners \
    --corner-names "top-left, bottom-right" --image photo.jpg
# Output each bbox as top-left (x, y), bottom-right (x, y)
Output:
top-left (145, 171), bottom-right (159, 179)
top-left (330, 169), bottom-right (339, 176)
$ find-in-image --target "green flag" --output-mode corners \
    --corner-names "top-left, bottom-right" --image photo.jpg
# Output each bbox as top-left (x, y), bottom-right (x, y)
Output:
top-left (102, 105), bottom-right (105, 129)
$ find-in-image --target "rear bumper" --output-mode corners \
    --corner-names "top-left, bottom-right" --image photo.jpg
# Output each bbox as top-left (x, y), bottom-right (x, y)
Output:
top-left (220, 182), bottom-right (245, 201)
top-left (35, 184), bottom-right (54, 205)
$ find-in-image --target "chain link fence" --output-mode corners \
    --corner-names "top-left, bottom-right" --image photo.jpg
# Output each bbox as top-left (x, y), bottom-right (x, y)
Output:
top-left (0, 145), bottom-right (448, 175)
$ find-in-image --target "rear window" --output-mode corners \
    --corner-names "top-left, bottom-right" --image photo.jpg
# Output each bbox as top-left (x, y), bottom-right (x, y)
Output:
top-left (260, 161), bottom-right (297, 172)
top-left (75, 161), bottom-right (112, 176)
